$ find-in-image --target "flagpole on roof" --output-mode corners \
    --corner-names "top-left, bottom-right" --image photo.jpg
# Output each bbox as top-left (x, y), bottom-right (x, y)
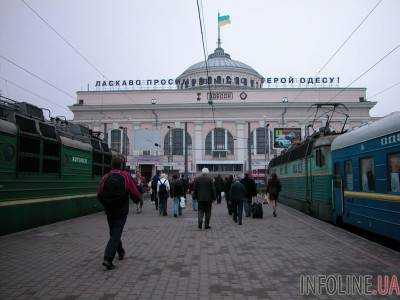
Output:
top-left (217, 12), bottom-right (221, 48)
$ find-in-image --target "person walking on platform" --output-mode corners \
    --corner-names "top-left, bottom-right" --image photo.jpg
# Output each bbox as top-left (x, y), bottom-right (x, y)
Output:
top-left (224, 175), bottom-right (234, 215)
top-left (193, 168), bottom-right (216, 229)
top-left (151, 171), bottom-right (160, 211)
top-left (170, 174), bottom-right (184, 217)
top-left (214, 174), bottom-right (224, 204)
top-left (181, 174), bottom-right (189, 198)
top-left (266, 173), bottom-right (282, 217)
top-left (230, 176), bottom-right (246, 225)
top-left (188, 178), bottom-right (198, 211)
top-left (241, 172), bottom-right (257, 217)
top-left (157, 172), bottom-right (170, 216)
top-left (132, 173), bottom-right (144, 214)
top-left (97, 156), bottom-right (141, 270)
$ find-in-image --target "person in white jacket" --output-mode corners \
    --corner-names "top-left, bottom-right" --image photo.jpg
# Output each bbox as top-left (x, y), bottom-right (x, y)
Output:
top-left (157, 173), bottom-right (170, 216)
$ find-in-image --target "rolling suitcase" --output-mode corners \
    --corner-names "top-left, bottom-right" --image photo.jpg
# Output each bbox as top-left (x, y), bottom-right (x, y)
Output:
top-left (252, 203), bottom-right (263, 219)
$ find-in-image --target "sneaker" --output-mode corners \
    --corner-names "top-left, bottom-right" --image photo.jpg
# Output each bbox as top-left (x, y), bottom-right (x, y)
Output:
top-left (238, 222), bottom-right (242, 225)
top-left (205, 226), bottom-right (211, 230)
top-left (102, 260), bottom-right (115, 270)
top-left (273, 211), bottom-right (277, 217)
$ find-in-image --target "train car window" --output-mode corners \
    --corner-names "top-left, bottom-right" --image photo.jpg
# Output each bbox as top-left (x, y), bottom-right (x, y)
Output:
top-left (360, 157), bottom-right (375, 192)
top-left (315, 148), bottom-right (325, 167)
top-left (39, 123), bottom-right (57, 139)
top-left (388, 153), bottom-right (400, 193)
top-left (344, 160), bottom-right (353, 191)
top-left (15, 115), bottom-right (38, 134)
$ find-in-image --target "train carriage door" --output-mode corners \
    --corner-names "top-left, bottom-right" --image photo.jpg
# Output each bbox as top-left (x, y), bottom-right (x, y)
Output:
top-left (332, 161), bottom-right (344, 225)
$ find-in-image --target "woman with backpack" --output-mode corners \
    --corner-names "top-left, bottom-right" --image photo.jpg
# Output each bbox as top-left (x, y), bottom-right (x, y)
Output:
top-left (266, 173), bottom-right (282, 217)
top-left (157, 173), bottom-right (170, 216)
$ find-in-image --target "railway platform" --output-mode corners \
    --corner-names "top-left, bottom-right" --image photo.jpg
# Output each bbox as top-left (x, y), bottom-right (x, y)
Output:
top-left (0, 199), bottom-right (399, 299)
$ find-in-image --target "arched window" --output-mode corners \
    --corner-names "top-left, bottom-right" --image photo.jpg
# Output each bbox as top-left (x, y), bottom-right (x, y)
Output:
top-left (207, 76), bottom-right (212, 84)
top-left (199, 77), bottom-right (204, 85)
top-left (241, 78), bottom-right (248, 86)
top-left (215, 76), bottom-right (222, 84)
top-left (226, 76), bottom-right (232, 84)
top-left (234, 77), bottom-right (240, 85)
top-left (250, 79), bottom-right (254, 87)
top-left (250, 127), bottom-right (270, 155)
top-left (111, 129), bottom-right (121, 153)
top-left (164, 128), bottom-right (192, 155)
top-left (191, 78), bottom-right (196, 87)
top-left (184, 79), bottom-right (189, 88)
top-left (205, 128), bottom-right (234, 158)
top-left (110, 129), bottom-right (130, 155)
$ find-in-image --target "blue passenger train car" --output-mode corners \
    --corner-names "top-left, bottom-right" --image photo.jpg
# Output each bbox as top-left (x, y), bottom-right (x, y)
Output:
top-left (331, 112), bottom-right (400, 242)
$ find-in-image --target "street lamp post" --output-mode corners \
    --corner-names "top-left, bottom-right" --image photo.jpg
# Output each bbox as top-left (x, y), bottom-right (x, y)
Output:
top-left (151, 98), bottom-right (159, 128)
top-left (119, 126), bottom-right (127, 157)
top-left (264, 122), bottom-right (270, 185)
top-left (281, 97), bottom-right (288, 126)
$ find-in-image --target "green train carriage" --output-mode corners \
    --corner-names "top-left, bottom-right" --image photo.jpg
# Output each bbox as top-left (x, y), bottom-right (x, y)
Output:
top-left (268, 132), bottom-right (339, 222)
top-left (0, 97), bottom-right (111, 235)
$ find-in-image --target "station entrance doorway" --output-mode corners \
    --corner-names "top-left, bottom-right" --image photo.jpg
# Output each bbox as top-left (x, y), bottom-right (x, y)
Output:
top-left (139, 164), bottom-right (153, 184)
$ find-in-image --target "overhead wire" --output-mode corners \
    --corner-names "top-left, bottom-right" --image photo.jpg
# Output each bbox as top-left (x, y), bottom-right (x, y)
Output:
top-left (0, 53), bottom-right (75, 100)
top-left (292, 0), bottom-right (384, 102)
top-left (20, 0), bottom-right (108, 80)
top-left (327, 43), bottom-right (400, 103)
top-left (19, 0), bottom-right (137, 116)
top-left (196, 0), bottom-right (216, 125)
top-left (367, 80), bottom-right (400, 100)
top-left (0, 75), bottom-right (71, 113)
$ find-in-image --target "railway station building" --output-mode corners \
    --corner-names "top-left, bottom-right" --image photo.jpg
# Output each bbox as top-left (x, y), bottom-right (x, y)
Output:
top-left (70, 45), bottom-right (376, 181)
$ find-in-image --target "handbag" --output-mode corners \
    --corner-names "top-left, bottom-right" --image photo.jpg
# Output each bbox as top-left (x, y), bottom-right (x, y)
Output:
top-left (180, 197), bottom-right (186, 208)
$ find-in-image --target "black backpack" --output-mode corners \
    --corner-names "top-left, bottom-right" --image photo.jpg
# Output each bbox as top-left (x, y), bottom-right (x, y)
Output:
top-left (100, 172), bottom-right (126, 206)
top-left (158, 179), bottom-right (169, 199)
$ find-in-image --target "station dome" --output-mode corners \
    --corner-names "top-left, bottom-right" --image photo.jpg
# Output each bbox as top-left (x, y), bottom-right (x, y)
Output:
top-left (176, 47), bottom-right (264, 90)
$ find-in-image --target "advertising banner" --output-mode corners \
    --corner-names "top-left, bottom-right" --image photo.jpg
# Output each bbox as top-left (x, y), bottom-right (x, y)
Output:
top-left (273, 128), bottom-right (302, 149)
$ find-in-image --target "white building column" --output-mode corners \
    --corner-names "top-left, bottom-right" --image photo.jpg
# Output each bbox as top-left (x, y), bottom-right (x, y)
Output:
top-left (194, 122), bottom-right (203, 167)
top-left (236, 122), bottom-right (245, 162)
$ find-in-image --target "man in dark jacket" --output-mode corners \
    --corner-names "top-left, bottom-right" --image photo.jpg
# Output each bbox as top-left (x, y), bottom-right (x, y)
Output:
top-left (230, 176), bottom-right (246, 225)
top-left (151, 171), bottom-right (160, 210)
top-left (170, 174), bottom-right (184, 217)
top-left (224, 175), bottom-right (234, 215)
top-left (97, 156), bottom-right (141, 270)
top-left (214, 174), bottom-right (224, 204)
top-left (193, 168), bottom-right (216, 229)
top-left (241, 172), bottom-right (257, 217)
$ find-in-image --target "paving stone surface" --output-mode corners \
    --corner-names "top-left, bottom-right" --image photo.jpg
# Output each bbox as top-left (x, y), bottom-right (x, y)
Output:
top-left (0, 198), bottom-right (399, 299)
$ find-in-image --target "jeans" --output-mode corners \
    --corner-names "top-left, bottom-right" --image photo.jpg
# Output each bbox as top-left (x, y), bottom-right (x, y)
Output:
top-left (173, 197), bottom-right (182, 216)
top-left (233, 198), bottom-right (244, 224)
top-left (151, 191), bottom-right (158, 210)
top-left (244, 198), bottom-right (251, 217)
top-left (198, 201), bottom-right (212, 228)
top-left (159, 196), bottom-right (167, 215)
top-left (216, 192), bottom-right (221, 204)
top-left (192, 198), bottom-right (198, 211)
top-left (104, 214), bottom-right (127, 262)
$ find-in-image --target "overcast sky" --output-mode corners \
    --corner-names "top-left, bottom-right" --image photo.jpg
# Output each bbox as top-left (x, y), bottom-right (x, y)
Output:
top-left (0, 0), bottom-right (399, 119)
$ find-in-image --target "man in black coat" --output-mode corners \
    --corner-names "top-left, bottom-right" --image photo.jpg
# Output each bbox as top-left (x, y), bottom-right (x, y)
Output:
top-left (193, 168), bottom-right (216, 229)
top-left (241, 172), bottom-right (257, 217)
top-left (230, 177), bottom-right (247, 225)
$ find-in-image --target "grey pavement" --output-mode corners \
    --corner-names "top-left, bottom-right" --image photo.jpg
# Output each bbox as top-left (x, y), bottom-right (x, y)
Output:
top-left (0, 198), bottom-right (399, 300)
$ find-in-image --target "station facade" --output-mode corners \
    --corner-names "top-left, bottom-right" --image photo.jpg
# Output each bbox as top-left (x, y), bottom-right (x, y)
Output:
top-left (70, 46), bottom-right (376, 180)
